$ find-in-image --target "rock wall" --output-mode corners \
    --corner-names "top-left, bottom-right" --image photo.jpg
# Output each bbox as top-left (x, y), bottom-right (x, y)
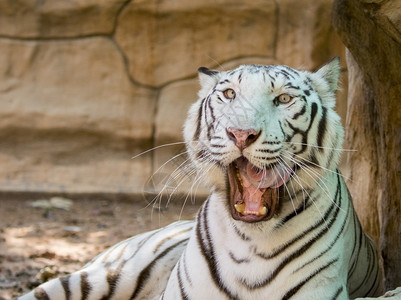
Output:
top-left (0, 0), bottom-right (346, 198)
top-left (332, 0), bottom-right (401, 290)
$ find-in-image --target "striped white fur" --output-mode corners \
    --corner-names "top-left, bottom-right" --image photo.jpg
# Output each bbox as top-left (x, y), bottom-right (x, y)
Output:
top-left (19, 59), bottom-right (383, 299)
top-left (19, 221), bottom-right (193, 300)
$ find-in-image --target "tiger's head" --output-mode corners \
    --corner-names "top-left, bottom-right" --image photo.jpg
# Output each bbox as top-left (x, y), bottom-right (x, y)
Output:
top-left (184, 58), bottom-right (343, 223)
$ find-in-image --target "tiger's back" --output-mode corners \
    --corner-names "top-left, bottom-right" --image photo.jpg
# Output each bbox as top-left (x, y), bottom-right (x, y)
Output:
top-left (18, 221), bottom-right (193, 300)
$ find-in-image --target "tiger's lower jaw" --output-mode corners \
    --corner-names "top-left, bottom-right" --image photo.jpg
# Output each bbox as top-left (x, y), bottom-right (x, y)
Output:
top-left (229, 184), bottom-right (279, 223)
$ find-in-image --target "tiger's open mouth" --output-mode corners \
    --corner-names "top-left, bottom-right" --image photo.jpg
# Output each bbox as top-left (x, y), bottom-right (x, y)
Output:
top-left (227, 157), bottom-right (291, 223)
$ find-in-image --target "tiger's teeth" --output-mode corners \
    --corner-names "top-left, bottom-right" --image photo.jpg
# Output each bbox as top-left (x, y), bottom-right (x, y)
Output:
top-left (234, 203), bottom-right (245, 213)
top-left (235, 204), bottom-right (267, 216)
top-left (259, 206), bottom-right (267, 216)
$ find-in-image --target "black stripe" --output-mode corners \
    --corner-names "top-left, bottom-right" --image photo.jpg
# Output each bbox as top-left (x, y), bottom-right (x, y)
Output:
top-left (238, 72), bottom-right (243, 83)
top-left (232, 223), bottom-right (251, 241)
top-left (153, 227), bottom-right (192, 254)
top-left (207, 96), bottom-right (216, 124)
top-left (256, 148), bottom-right (280, 154)
top-left (348, 210), bottom-right (364, 280)
top-left (317, 107), bottom-right (327, 151)
top-left (292, 105), bottom-right (306, 120)
top-left (294, 180), bottom-right (350, 272)
top-left (282, 258), bottom-right (339, 300)
top-left (254, 156), bottom-right (279, 161)
top-left (275, 195), bottom-right (312, 228)
top-left (292, 102), bottom-right (318, 156)
top-left (218, 79), bottom-right (230, 85)
top-left (304, 77), bottom-right (313, 87)
top-left (210, 151), bottom-right (226, 156)
top-left (365, 245), bottom-right (380, 296)
top-left (262, 141), bottom-right (281, 145)
top-left (308, 149), bottom-right (320, 167)
top-left (364, 257), bottom-right (380, 296)
top-left (325, 146), bottom-right (336, 170)
top-left (278, 120), bottom-right (286, 139)
top-left (287, 102), bottom-right (297, 110)
top-left (245, 177), bottom-right (342, 290)
top-left (101, 269), bottom-right (120, 300)
top-left (277, 70), bottom-right (290, 80)
top-left (194, 98), bottom-right (206, 141)
top-left (257, 175), bottom-right (341, 260)
top-left (33, 287), bottom-right (50, 300)
top-left (129, 239), bottom-right (188, 299)
top-left (331, 286), bottom-right (344, 300)
top-left (204, 98), bottom-right (212, 141)
top-left (60, 275), bottom-right (71, 300)
top-left (284, 83), bottom-right (300, 90)
top-left (253, 156), bottom-right (279, 162)
top-left (229, 251), bottom-right (250, 264)
top-left (121, 228), bottom-right (164, 263)
top-left (269, 74), bottom-right (276, 82)
top-left (80, 272), bottom-right (91, 300)
top-left (182, 251), bottom-right (193, 286)
top-left (198, 67), bottom-right (218, 76)
top-left (281, 65), bottom-right (300, 78)
top-left (196, 149), bottom-right (207, 162)
top-left (195, 199), bottom-right (238, 300)
top-left (114, 242), bottom-right (129, 261)
top-left (308, 102), bottom-right (318, 132)
top-left (210, 143), bottom-right (225, 148)
top-left (350, 238), bottom-right (377, 296)
top-left (177, 259), bottom-right (190, 300)
top-left (99, 239), bottom-right (129, 264)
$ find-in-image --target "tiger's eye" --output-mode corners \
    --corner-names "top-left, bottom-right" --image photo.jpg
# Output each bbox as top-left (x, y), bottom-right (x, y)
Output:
top-left (278, 94), bottom-right (292, 104)
top-left (223, 89), bottom-right (236, 100)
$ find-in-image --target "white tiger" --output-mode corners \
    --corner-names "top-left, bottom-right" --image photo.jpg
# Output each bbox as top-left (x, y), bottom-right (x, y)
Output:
top-left (19, 58), bottom-right (383, 300)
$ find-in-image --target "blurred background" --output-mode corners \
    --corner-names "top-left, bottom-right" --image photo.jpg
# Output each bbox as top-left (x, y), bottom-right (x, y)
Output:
top-left (0, 0), bottom-right (347, 199)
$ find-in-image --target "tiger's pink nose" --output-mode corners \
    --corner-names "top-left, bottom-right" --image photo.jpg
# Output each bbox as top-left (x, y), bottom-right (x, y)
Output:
top-left (226, 127), bottom-right (261, 150)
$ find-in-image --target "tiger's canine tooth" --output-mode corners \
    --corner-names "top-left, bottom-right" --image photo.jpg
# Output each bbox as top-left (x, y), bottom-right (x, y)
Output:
top-left (234, 203), bottom-right (245, 213)
top-left (259, 206), bottom-right (267, 216)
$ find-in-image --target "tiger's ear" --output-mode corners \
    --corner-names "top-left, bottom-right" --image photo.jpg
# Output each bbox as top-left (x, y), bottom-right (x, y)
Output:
top-left (314, 57), bottom-right (341, 93)
top-left (198, 67), bottom-right (221, 97)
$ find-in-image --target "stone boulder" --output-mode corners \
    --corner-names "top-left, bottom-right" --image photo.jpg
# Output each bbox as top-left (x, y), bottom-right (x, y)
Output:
top-left (0, 37), bottom-right (156, 194)
top-left (114, 0), bottom-right (277, 87)
top-left (0, 0), bottom-right (126, 38)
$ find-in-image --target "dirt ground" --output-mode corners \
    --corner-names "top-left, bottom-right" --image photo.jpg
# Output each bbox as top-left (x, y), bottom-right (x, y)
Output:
top-left (0, 195), bottom-right (201, 300)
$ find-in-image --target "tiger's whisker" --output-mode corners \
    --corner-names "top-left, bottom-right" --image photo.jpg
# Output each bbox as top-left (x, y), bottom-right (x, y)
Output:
top-left (131, 141), bottom-right (191, 160)
top-left (283, 150), bottom-right (352, 182)
top-left (282, 153), bottom-right (346, 215)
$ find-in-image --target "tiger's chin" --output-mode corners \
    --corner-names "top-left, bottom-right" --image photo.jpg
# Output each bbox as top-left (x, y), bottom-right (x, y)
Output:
top-left (227, 157), bottom-right (292, 223)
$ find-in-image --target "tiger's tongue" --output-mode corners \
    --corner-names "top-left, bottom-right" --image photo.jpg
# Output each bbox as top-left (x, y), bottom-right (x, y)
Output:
top-left (240, 175), bottom-right (265, 213)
